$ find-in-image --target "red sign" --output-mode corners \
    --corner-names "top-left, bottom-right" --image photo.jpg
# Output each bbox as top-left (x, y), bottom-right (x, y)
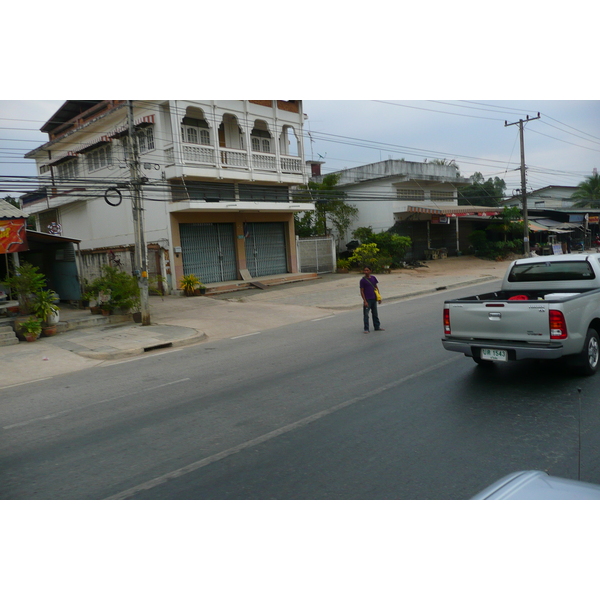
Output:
top-left (0, 219), bottom-right (28, 254)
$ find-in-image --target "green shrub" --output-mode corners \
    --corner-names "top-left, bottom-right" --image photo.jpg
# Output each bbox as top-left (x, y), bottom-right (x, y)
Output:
top-left (351, 228), bottom-right (412, 267)
top-left (336, 258), bottom-right (351, 271)
top-left (348, 243), bottom-right (380, 271)
top-left (87, 265), bottom-right (141, 311)
top-left (2, 262), bottom-right (46, 314)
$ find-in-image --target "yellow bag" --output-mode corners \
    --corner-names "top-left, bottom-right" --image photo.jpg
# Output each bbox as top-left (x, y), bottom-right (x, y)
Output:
top-left (375, 289), bottom-right (382, 302)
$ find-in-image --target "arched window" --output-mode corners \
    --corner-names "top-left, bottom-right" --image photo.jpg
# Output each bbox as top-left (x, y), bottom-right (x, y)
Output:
top-left (181, 114), bottom-right (210, 145)
top-left (251, 120), bottom-right (272, 154)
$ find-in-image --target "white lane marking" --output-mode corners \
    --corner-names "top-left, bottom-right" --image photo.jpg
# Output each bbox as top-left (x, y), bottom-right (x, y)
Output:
top-left (107, 355), bottom-right (462, 500)
top-left (3, 378), bottom-right (191, 430)
top-left (231, 332), bottom-right (261, 339)
top-left (145, 378), bottom-right (191, 392)
top-left (0, 377), bottom-right (54, 391)
top-left (311, 316), bottom-right (336, 321)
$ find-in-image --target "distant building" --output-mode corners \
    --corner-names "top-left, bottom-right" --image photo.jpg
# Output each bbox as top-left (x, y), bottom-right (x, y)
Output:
top-left (22, 100), bottom-right (314, 294)
top-left (310, 159), bottom-right (474, 257)
top-left (503, 186), bottom-right (578, 210)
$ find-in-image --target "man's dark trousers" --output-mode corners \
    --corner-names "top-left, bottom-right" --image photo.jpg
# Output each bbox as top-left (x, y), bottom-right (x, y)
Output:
top-left (363, 298), bottom-right (381, 331)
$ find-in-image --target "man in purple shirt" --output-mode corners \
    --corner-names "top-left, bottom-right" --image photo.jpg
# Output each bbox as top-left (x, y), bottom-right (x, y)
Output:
top-left (359, 266), bottom-right (384, 333)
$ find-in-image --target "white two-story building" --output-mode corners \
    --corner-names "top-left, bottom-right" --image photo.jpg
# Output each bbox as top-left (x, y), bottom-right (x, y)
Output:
top-left (311, 159), bottom-right (473, 256)
top-left (23, 100), bottom-right (314, 295)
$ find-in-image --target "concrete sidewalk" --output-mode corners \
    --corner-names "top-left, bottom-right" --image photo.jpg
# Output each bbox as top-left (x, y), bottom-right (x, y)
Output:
top-left (0, 256), bottom-right (508, 388)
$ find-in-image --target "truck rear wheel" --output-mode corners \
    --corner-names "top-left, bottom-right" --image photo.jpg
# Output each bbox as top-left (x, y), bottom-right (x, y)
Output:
top-left (573, 328), bottom-right (600, 376)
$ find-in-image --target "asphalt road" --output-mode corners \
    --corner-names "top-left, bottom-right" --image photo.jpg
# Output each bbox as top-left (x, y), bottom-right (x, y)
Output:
top-left (2, 281), bottom-right (600, 500)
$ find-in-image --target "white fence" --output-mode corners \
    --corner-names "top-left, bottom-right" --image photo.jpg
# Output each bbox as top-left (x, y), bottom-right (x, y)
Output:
top-left (296, 235), bottom-right (336, 274)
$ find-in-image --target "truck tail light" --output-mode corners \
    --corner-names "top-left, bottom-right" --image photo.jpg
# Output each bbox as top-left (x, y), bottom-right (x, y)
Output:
top-left (443, 308), bottom-right (451, 334)
top-left (549, 310), bottom-right (568, 339)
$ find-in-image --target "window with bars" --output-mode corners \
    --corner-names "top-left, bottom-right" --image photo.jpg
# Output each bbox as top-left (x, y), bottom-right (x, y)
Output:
top-left (430, 191), bottom-right (454, 202)
top-left (397, 189), bottom-right (425, 201)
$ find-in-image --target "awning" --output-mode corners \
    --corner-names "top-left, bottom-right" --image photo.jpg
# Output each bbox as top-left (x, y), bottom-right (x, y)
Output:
top-left (47, 151), bottom-right (79, 166)
top-left (403, 205), bottom-right (502, 217)
top-left (106, 114), bottom-right (155, 139)
top-left (25, 229), bottom-right (81, 244)
top-left (528, 219), bottom-right (583, 233)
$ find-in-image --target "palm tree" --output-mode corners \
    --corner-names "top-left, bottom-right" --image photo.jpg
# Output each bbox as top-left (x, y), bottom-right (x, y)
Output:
top-left (572, 173), bottom-right (600, 208)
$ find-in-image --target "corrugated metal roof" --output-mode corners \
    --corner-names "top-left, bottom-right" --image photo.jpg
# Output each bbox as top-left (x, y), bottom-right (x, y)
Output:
top-left (0, 199), bottom-right (26, 219)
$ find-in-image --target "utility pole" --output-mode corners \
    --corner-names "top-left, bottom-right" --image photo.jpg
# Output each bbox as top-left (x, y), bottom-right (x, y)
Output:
top-left (127, 100), bottom-right (151, 326)
top-left (505, 113), bottom-right (540, 256)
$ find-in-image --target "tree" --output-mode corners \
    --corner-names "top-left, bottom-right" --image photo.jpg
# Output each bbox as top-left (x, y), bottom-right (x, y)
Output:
top-left (293, 173), bottom-right (358, 244)
top-left (487, 206), bottom-right (522, 242)
top-left (3, 195), bottom-right (19, 208)
top-left (458, 172), bottom-right (506, 207)
top-left (571, 173), bottom-right (600, 208)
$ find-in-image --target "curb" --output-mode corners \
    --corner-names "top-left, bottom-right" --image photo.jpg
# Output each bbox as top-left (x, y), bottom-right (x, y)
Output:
top-left (75, 330), bottom-right (208, 360)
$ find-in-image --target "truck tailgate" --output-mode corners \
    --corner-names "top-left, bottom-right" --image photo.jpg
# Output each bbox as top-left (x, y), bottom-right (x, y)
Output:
top-left (447, 301), bottom-right (551, 342)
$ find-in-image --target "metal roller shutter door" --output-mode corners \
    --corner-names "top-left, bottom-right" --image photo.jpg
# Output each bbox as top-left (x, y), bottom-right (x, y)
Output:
top-left (180, 223), bottom-right (237, 283)
top-left (245, 222), bottom-right (287, 277)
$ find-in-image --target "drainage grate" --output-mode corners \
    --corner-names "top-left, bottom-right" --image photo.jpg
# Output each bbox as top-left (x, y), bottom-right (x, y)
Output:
top-left (143, 343), bottom-right (173, 352)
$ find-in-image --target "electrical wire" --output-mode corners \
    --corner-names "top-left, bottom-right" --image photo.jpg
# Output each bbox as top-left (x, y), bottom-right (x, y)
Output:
top-left (2, 100), bottom-right (598, 200)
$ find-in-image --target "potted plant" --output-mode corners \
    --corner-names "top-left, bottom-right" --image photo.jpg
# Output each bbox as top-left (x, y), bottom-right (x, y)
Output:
top-left (100, 302), bottom-right (113, 316)
top-left (31, 289), bottom-right (60, 336)
top-left (336, 258), bottom-right (351, 273)
top-left (19, 316), bottom-right (42, 342)
top-left (181, 274), bottom-right (201, 296)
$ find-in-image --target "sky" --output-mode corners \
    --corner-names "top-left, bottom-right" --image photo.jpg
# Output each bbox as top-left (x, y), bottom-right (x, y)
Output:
top-left (2, 99), bottom-right (598, 200)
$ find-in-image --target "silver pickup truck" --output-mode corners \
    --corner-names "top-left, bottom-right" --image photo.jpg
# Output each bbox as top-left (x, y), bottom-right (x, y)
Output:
top-left (442, 254), bottom-right (600, 375)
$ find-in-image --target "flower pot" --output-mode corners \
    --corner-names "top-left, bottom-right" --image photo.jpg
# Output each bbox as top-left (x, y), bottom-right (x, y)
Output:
top-left (42, 325), bottom-right (58, 337)
top-left (46, 310), bottom-right (60, 325)
top-left (132, 311), bottom-right (142, 323)
top-left (90, 306), bottom-right (101, 314)
top-left (13, 315), bottom-right (31, 341)
top-left (24, 332), bottom-right (40, 342)
top-left (101, 309), bottom-right (111, 316)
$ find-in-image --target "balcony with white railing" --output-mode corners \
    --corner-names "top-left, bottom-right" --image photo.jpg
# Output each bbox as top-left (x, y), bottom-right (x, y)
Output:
top-left (164, 144), bottom-right (304, 179)
top-left (280, 155), bottom-right (302, 173)
top-left (252, 151), bottom-right (277, 171)
top-left (183, 144), bottom-right (215, 165)
top-left (220, 148), bottom-right (248, 168)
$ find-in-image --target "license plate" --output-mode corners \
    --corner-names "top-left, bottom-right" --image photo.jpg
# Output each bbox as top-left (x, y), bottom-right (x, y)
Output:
top-left (481, 348), bottom-right (508, 362)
